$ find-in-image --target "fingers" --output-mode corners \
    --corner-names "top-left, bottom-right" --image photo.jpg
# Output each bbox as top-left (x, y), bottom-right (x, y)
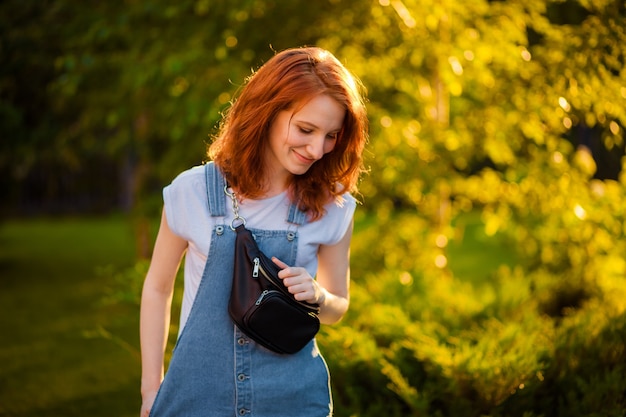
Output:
top-left (271, 257), bottom-right (319, 303)
top-left (272, 257), bottom-right (303, 282)
top-left (140, 403), bottom-right (151, 417)
top-left (271, 256), bottom-right (289, 270)
top-left (272, 257), bottom-right (304, 281)
top-left (140, 390), bottom-right (158, 417)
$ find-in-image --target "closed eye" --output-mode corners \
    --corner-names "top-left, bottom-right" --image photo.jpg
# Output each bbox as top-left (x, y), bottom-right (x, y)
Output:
top-left (297, 124), bottom-right (339, 140)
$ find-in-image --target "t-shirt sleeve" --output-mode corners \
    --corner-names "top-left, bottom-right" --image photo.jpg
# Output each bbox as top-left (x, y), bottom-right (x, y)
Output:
top-left (325, 193), bottom-right (357, 245)
top-left (162, 166), bottom-right (207, 241)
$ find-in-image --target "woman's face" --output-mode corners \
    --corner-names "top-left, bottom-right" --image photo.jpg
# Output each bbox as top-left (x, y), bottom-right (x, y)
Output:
top-left (265, 94), bottom-right (345, 184)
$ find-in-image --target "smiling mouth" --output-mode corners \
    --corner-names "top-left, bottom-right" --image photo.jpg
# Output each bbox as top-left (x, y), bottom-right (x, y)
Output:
top-left (293, 150), bottom-right (316, 164)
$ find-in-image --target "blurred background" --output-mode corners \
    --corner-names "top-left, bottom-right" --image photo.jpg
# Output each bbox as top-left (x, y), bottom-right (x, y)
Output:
top-left (1, 0), bottom-right (625, 416)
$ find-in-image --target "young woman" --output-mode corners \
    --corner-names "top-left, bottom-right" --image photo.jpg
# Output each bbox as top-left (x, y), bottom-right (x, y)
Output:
top-left (140, 47), bottom-right (368, 417)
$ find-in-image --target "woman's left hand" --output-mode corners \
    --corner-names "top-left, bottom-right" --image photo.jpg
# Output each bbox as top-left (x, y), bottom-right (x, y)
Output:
top-left (272, 257), bottom-right (325, 305)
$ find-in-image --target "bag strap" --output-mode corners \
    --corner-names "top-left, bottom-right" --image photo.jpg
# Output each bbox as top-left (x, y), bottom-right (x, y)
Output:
top-left (204, 162), bottom-right (307, 226)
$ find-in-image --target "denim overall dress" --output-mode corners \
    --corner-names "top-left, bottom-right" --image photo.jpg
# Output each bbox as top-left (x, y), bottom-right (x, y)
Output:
top-left (149, 163), bottom-right (333, 417)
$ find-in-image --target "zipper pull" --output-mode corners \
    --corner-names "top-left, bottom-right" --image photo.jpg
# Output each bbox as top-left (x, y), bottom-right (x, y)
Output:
top-left (253, 257), bottom-right (260, 278)
top-left (255, 290), bottom-right (269, 305)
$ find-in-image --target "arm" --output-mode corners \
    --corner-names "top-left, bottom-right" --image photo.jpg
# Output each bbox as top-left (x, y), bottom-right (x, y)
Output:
top-left (274, 219), bottom-right (353, 325)
top-left (139, 209), bottom-right (188, 416)
top-left (314, 218), bottom-right (352, 324)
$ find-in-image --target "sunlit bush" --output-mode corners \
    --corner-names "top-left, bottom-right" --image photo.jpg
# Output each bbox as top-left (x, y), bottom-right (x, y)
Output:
top-left (319, 1), bottom-right (626, 416)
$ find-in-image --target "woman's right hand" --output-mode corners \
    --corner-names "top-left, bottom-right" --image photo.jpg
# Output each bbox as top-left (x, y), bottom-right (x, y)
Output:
top-left (140, 390), bottom-right (158, 417)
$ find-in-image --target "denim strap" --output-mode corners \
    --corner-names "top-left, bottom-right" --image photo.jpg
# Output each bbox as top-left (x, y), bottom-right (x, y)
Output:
top-left (205, 162), bottom-right (227, 217)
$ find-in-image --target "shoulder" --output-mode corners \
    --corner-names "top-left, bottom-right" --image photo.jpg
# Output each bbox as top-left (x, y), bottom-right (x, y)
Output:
top-left (164, 165), bottom-right (209, 208)
top-left (164, 165), bottom-right (208, 200)
top-left (323, 192), bottom-right (357, 219)
top-left (163, 165), bottom-right (209, 238)
top-left (303, 192), bottom-right (356, 245)
top-left (169, 165), bottom-right (206, 187)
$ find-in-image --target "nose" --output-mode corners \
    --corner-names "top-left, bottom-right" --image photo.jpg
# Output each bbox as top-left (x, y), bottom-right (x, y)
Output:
top-left (306, 134), bottom-right (326, 161)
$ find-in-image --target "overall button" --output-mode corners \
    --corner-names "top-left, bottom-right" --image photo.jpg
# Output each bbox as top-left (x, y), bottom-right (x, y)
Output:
top-left (237, 337), bottom-right (246, 346)
top-left (215, 225), bottom-right (224, 235)
top-left (237, 373), bottom-right (246, 382)
top-left (239, 408), bottom-right (248, 415)
top-left (286, 231), bottom-right (296, 241)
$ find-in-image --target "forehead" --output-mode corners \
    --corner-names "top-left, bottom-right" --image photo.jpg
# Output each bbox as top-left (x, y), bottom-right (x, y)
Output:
top-left (290, 95), bottom-right (346, 128)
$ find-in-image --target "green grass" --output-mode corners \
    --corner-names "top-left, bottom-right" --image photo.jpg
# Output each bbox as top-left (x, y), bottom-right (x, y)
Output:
top-left (0, 216), bottom-right (141, 417)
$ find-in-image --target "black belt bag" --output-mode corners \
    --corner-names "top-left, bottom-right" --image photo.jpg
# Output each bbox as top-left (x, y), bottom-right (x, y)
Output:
top-left (225, 186), bottom-right (320, 354)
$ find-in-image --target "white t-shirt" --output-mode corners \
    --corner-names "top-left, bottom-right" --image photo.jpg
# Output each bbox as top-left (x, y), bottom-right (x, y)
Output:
top-left (163, 165), bottom-right (356, 330)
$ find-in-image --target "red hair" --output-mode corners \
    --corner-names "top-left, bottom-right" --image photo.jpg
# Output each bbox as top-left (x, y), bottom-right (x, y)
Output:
top-left (208, 47), bottom-right (368, 220)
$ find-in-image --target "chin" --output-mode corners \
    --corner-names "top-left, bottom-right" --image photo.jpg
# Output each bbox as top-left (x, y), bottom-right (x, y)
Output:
top-left (288, 165), bottom-right (314, 176)
top-left (291, 169), bottom-right (310, 177)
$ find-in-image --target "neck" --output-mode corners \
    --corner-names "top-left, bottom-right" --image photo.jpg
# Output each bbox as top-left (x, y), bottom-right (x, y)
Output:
top-left (261, 166), bottom-right (291, 198)
top-left (260, 181), bottom-right (289, 199)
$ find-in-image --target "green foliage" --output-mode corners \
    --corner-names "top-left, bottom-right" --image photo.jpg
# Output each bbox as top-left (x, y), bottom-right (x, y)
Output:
top-left (0, 0), bottom-right (352, 217)
top-left (321, 210), bottom-right (626, 416)
top-left (317, 1), bottom-right (626, 416)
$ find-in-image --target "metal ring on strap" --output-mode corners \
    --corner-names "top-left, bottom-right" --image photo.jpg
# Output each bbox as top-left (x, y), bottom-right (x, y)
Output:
top-left (230, 216), bottom-right (246, 230)
top-left (224, 185), bottom-right (247, 230)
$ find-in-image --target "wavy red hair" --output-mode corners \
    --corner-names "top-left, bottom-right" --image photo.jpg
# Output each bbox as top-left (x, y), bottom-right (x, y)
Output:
top-left (208, 47), bottom-right (368, 220)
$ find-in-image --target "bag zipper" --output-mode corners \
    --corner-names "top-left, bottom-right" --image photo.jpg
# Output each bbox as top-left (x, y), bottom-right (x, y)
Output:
top-left (255, 290), bottom-right (270, 305)
top-left (253, 257), bottom-right (260, 277)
